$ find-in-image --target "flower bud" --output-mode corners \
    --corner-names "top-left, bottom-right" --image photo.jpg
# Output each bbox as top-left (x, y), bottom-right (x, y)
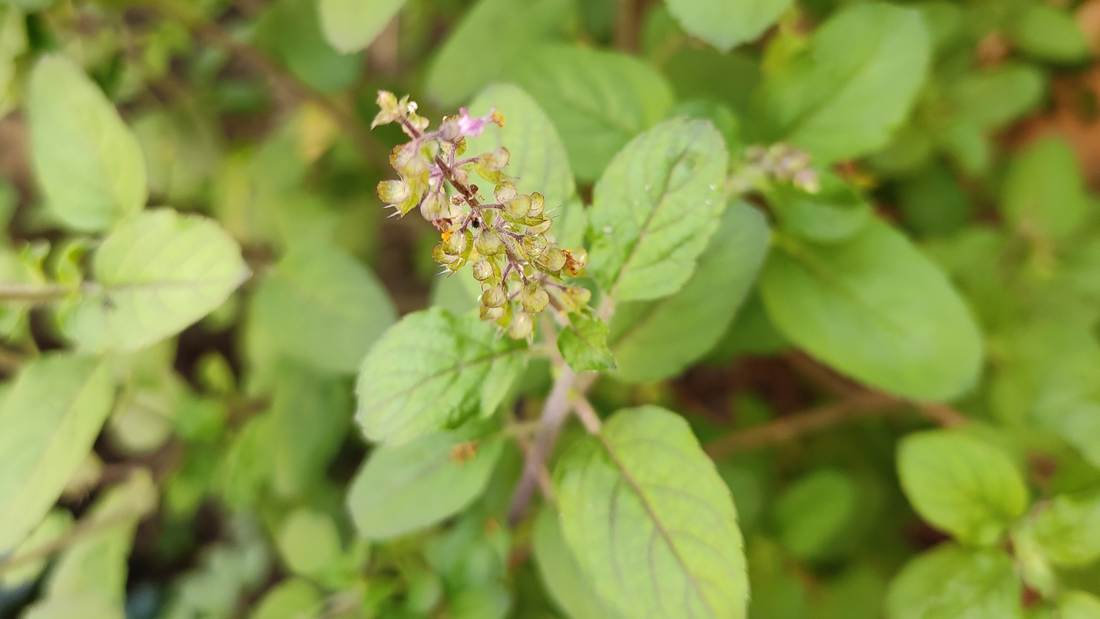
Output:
top-left (520, 234), bottom-right (547, 257)
top-left (509, 312), bottom-right (534, 340)
top-left (520, 281), bottom-right (549, 313)
top-left (439, 116), bottom-right (461, 141)
top-left (442, 230), bottom-right (467, 255)
top-left (420, 191), bottom-right (450, 222)
top-left (494, 182), bottom-right (518, 203)
top-left (471, 259), bottom-right (494, 282)
top-left (537, 248), bottom-right (567, 272)
top-left (372, 90), bottom-right (402, 128)
top-left (475, 229), bottom-right (504, 255)
top-left (481, 284), bottom-right (507, 308)
top-left (504, 195), bottom-right (531, 220)
top-left (452, 168), bottom-right (469, 186)
top-left (528, 192), bottom-right (545, 217)
top-left (478, 147), bottom-right (510, 172)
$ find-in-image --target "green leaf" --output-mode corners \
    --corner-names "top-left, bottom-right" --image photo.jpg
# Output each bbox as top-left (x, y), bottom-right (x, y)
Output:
top-left (355, 307), bottom-right (527, 444)
top-left (951, 63), bottom-right (1046, 131)
top-left (59, 209), bottom-right (249, 353)
top-left (557, 313), bottom-right (616, 373)
top-left (758, 3), bottom-right (931, 162)
top-left (773, 469), bottom-right (857, 560)
top-left (464, 83), bottom-right (582, 246)
top-left (767, 171), bottom-right (870, 243)
top-left (319, 0), bottom-right (405, 53)
top-left (1027, 490), bottom-right (1100, 566)
top-left (0, 510), bottom-right (74, 588)
top-left (27, 55), bottom-right (147, 231)
top-left (555, 406), bottom-right (748, 619)
top-left (250, 578), bottom-right (323, 619)
top-left (47, 471), bottom-right (156, 603)
top-left (1001, 137), bottom-right (1088, 241)
top-left (897, 430), bottom-right (1028, 545)
top-left (885, 545), bottom-right (1022, 619)
top-left (346, 428), bottom-right (504, 539)
top-left (533, 506), bottom-right (627, 619)
top-left (609, 201), bottom-right (769, 383)
top-left (1008, 4), bottom-right (1089, 63)
top-left (253, 240), bottom-right (395, 374)
top-left (1061, 591), bottom-right (1100, 619)
top-left (276, 509), bottom-right (342, 577)
top-left (588, 118), bottom-right (728, 302)
top-left (759, 218), bottom-right (983, 401)
top-left (665, 0), bottom-right (793, 52)
top-left (424, 0), bottom-right (575, 107)
top-left (503, 45), bottom-right (675, 182)
top-left (0, 4), bottom-right (26, 120)
top-left (1031, 341), bottom-right (1100, 467)
top-left (0, 353), bottom-right (114, 553)
top-left (23, 594), bottom-right (124, 619)
top-left (257, 0), bottom-right (361, 93)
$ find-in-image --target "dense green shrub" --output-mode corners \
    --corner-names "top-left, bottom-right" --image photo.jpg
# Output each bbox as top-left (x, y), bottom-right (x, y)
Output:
top-left (1, 0), bottom-right (1099, 617)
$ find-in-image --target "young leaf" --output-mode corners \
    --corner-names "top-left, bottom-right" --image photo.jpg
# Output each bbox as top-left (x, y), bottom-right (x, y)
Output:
top-left (423, 0), bottom-right (575, 106)
top-left (250, 578), bottom-right (323, 619)
top-left (773, 469), bottom-right (857, 560)
top-left (533, 506), bottom-right (627, 619)
top-left (588, 118), bottom-right (728, 302)
top-left (759, 218), bottom-right (983, 401)
top-left (356, 307), bottom-right (527, 444)
top-left (767, 171), bottom-right (871, 243)
top-left (665, 0), bottom-right (793, 53)
top-left (27, 55), bottom-right (147, 231)
top-left (1027, 490), bottom-right (1100, 566)
top-left (557, 313), bottom-right (616, 373)
top-left (609, 201), bottom-right (769, 383)
top-left (346, 428), bottom-right (504, 539)
top-left (897, 430), bottom-right (1028, 545)
top-left (464, 84), bottom-right (582, 246)
top-left (1061, 591), bottom-right (1100, 619)
top-left (0, 353), bottom-right (114, 553)
top-left (555, 406), bottom-right (748, 619)
top-left (253, 239), bottom-right (396, 374)
top-left (1001, 137), bottom-right (1088, 241)
top-left (757, 3), bottom-right (931, 162)
top-left (276, 509), bottom-right (342, 577)
top-left (0, 510), bottom-right (74, 588)
top-left (885, 545), bottom-right (1022, 619)
top-left (58, 209), bottom-right (247, 352)
top-left (319, 0), bottom-right (406, 54)
top-left (1008, 4), bottom-right (1089, 63)
top-left (503, 45), bottom-right (675, 181)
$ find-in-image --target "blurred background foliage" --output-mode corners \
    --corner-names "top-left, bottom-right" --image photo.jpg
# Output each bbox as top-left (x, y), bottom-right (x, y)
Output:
top-left (2, 0), bottom-right (1100, 617)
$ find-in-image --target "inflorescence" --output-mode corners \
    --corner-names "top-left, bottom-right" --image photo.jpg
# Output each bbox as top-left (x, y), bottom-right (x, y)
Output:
top-left (371, 91), bottom-right (590, 339)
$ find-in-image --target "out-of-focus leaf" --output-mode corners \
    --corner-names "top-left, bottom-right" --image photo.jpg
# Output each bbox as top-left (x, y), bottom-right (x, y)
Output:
top-left (759, 218), bottom-right (983, 401)
top-left (1027, 490), bottom-right (1100, 566)
top-left (346, 428), bottom-right (504, 539)
top-left (773, 469), bottom-right (857, 560)
top-left (0, 5), bottom-right (26, 120)
top-left (1008, 4), bottom-right (1089, 63)
top-left (257, 0), bottom-right (361, 93)
top-left (276, 509), bottom-right (341, 578)
top-left (1001, 137), bottom-right (1089, 241)
top-left (767, 172), bottom-right (870, 243)
top-left (503, 45), bottom-right (675, 182)
top-left (588, 118), bottom-right (727, 302)
top-left (885, 545), bottom-right (1022, 619)
top-left (0, 354), bottom-right (113, 553)
top-left (532, 506), bottom-right (626, 619)
top-left (555, 406), bottom-right (747, 619)
top-left (249, 578), bottom-right (323, 619)
top-left (665, 0), bottom-right (792, 52)
top-left (59, 208), bottom-right (249, 353)
top-left (27, 55), bottom-right (147, 231)
top-left (1061, 591), bottom-right (1100, 619)
top-left (253, 240), bottom-right (395, 374)
top-left (22, 594), bottom-right (124, 619)
top-left (319, 0), bottom-right (406, 53)
top-left (355, 307), bottom-right (526, 444)
top-left (0, 510), bottom-right (74, 588)
top-left (609, 202), bottom-right (769, 382)
top-left (897, 430), bottom-right (1028, 545)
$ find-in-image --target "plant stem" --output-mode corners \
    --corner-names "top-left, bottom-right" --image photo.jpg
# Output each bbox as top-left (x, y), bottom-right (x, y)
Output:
top-left (572, 394), bottom-right (602, 434)
top-left (0, 283), bottom-right (78, 303)
top-left (0, 509), bottom-right (144, 575)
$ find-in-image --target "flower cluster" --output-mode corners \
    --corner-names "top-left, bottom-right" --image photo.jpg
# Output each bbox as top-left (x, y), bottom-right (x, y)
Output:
top-left (372, 91), bottom-right (589, 339)
top-left (735, 143), bottom-right (820, 194)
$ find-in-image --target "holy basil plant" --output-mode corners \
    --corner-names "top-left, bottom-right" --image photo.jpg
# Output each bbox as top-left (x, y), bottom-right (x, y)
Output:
top-left (1, 0), bottom-right (1099, 618)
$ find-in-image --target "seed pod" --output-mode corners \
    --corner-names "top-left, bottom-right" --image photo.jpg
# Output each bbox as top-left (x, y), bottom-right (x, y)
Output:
top-left (509, 312), bottom-right (534, 340)
top-left (526, 217), bottom-right (552, 235)
top-left (494, 182), bottom-right (518, 203)
top-left (442, 229), bottom-right (467, 255)
top-left (475, 229), bottom-right (504, 255)
top-left (537, 248), bottom-right (567, 273)
top-left (420, 191), bottom-right (450, 222)
top-left (529, 192), bottom-right (545, 217)
top-left (504, 195), bottom-right (531, 220)
top-left (480, 305), bottom-right (504, 322)
top-left (471, 259), bottom-right (494, 282)
top-left (520, 281), bottom-right (549, 313)
top-left (562, 285), bottom-right (592, 311)
top-left (377, 179), bottom-right (410, 204)
top-left (432, 244), bottom-right (458, 265)
top-left (452, 168), bottom-right (469, 185)
top-left (481, 284), bottom-right (507, 308)
top-left (439, 116), bottom-right (460, 141)
top-left (478, 147), bottom-right (510, 172)
top-left (521, 234), bottom-right (547, 257)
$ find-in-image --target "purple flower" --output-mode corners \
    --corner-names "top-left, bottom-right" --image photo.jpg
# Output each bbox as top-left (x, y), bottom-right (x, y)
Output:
top-left (455, 107), bottom-right (504, 138)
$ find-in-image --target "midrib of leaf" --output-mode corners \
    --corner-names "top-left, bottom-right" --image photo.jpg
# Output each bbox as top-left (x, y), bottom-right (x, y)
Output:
top-left (779, 28), bottom-right (891, 141)
top-left (608, 135), bottom-right (695, 299)
top-left (595, 432), bottom-right (720, 618)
